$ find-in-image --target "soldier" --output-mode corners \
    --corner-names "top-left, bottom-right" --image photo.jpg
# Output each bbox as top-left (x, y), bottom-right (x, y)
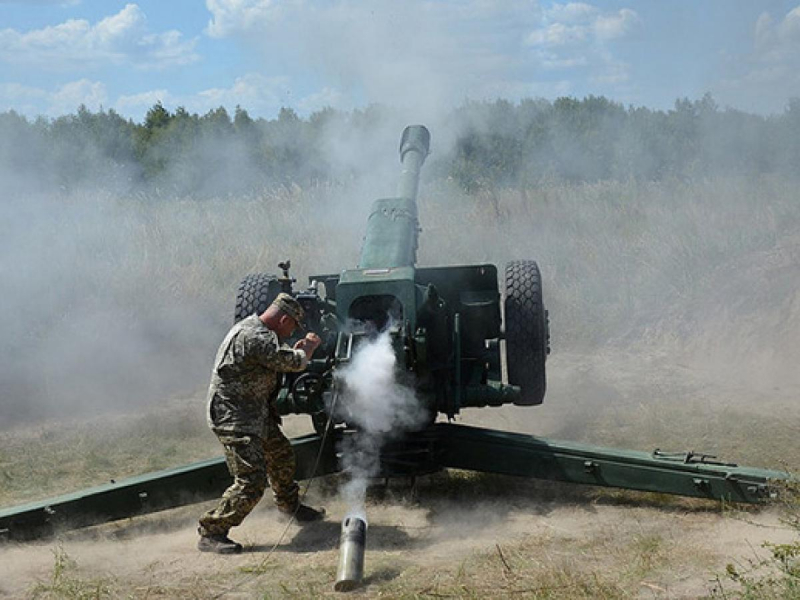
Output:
top-left (198, 293), bottom-right (325, 554)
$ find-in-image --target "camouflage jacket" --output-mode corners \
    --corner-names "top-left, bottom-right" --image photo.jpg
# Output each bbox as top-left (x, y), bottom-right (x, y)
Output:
top-left (207, 314), bottom-right (308, 435)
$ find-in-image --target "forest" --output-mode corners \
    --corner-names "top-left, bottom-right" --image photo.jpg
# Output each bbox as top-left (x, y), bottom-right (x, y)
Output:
top-left (2, 93), bottom-right (799, 195)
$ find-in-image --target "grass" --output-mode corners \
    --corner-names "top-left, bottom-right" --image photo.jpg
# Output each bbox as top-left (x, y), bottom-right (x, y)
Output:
top-left (6, 456), bottom-right (798, 598)
top-left (2, 175), bottom-right (800, 597)
top-left (710, 482), bottom-right (800, 599)
top-left (5, 173), bottom-right (800, 426)
top-left (563, 395), bottom-right (800, 471)
top-left (29, 546), bottom-right (112, 599)
top-left (367, 548), bottom-right (630, 599)
top-left (422, 175), bottom-right (799, 347)
top-left (5, 173), bottom-right (797, 499)
top-left (0, 399), bottom-right (219, 507)
top-left (185, 521), bottom-right (638, 598)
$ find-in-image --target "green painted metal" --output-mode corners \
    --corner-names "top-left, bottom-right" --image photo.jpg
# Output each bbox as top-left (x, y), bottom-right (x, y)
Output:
top-left (358, 125), bottom-right (429, 270)
top-left (396, 125), bottom-right (430, 201)
top-left (358, 197), bottom-right (419, 270)
top-left (335, 265), bottom-right (419, 332)
top-left (1, 424), bottom-right (789, 540)
top-left (434, 424), bottom-right (787, 503)
top-left (460, 382), bottom-right (522, 408)
top-left (0, 433), bottom-right (337, 541)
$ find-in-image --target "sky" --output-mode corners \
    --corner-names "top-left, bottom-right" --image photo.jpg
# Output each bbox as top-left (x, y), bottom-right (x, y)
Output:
top-left (0, 0), bottom-right (798, 121)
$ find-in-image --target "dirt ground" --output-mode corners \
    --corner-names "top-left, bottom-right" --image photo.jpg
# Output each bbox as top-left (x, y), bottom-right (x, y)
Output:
top-left (0, 490), bottom-right (794, 599)
top-left (1, 348), bottom-right (797, 599)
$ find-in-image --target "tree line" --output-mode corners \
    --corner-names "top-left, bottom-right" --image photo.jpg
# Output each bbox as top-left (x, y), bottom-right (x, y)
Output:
top-left (2, 94), bottom-right (799, 196)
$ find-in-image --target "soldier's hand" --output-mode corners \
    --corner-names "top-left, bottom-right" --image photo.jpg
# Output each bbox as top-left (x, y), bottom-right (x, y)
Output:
top-left (303, 333), bottom-right (322, 357)
top-left (294, 333), bottom-right (322, 358)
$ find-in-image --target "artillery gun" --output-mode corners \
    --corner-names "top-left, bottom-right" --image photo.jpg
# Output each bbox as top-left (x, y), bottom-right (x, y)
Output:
top-left (0, 126), bottom-right (789, 541)
top-left (240, 125), bottom-right (548, 442)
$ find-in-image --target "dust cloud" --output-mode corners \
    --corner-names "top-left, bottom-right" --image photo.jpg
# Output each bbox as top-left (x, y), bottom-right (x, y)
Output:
top-left (0, 179), bottom-right (226, 425)
top-left (0, 121), bottom-right (389, 426)
top-left (0, 480), bottom-right (796, 598)
top-left (1, 3), bottom-right (798, 454)
top-left (3, 110), bottom-right (800, 435)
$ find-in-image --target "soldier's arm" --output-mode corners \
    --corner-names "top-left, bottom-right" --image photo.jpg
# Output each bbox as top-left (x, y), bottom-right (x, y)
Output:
top-left (269, 333), bottom-right (321, 372)
top-left (275, 333), bottom-right (321, 371)
top-left (248, 331), bottom-right (309, 372)
top-left (270, 345), bottom-right (309, 372)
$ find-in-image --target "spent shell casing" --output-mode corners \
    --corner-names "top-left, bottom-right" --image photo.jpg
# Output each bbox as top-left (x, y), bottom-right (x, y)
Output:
top-left (334, 516), bottom-right (367, 592)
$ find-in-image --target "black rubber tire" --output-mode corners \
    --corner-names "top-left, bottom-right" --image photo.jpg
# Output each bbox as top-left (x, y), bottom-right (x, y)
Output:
top-left (234, 273), bottom-right (281, 323)
top-left (504, 260), bottom-right (549, 406)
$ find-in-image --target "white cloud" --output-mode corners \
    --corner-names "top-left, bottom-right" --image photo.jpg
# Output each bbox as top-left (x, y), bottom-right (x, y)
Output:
top-left (590, 60), bottom-right (628, 85)
top-left (0, 79), bottom-right (109, 116)
top-left (112, 74), bottom-right (336, 120)
top-left (116, 89), bottom-right (173, 113)
top-left (545, 2), bottom-right (598, 24)
top-left (203, 0), bottom-right (550, 121)
top-left (527, 22), bottom-right (588, 47)
top-left (48, 79), bottom-right (107, 114)
top-left (297, 86), bottom-right (348, 114)
top-left (524, 2), bottom-right (638, 85)
top-left (714, 6), bottom-right (800, 114)
top-left (753, 6), bottom-right (800, 63)
top-left (526, 3), bottom-right (639, 48)
top-left (194, 73), bottom-right (291, 114)
top-left (0, 82), bottom-right (48, 115)
top-left (206, 0), bottom-right (286, 38)
top-left (594, 8), bottom-right (638, 41)
top-left (0, 4), bottom-right (198, 69)
top-left (202, 0), bottom-right (640, 116)
top-left (0, 73), bottom-right (349, 121)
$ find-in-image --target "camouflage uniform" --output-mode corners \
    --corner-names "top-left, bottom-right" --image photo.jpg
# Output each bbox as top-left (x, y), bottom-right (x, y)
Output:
top-left (199, 313), bottom-right (308, 536)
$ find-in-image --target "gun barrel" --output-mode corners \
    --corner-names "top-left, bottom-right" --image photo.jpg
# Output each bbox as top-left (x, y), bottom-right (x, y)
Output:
top-left (396, 125), bottom-right (430, 200)
top-left (357, 126), bottom-right (430, 270)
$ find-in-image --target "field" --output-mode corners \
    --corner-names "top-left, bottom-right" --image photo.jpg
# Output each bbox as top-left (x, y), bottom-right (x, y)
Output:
top-left (1, 176), bottom-right (799, 598)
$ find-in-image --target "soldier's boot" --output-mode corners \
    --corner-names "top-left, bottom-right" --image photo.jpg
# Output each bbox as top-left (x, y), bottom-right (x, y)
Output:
top-left (278, 503), bottom-right (326, 524)
top-left (197, 529), bottom-right (243, 554)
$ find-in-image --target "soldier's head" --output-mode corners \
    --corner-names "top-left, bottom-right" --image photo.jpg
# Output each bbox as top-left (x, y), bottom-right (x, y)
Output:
top-left (260, 293), bottom-right (305, 341)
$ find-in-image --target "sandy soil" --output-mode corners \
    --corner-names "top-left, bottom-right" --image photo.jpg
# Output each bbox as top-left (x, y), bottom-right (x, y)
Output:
top-left (0, 482), bottom-right (792, 598)
top-left (0, 494), bottom-right (794, 599)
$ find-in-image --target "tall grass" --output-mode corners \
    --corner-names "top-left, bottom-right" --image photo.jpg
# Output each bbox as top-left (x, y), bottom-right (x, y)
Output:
top-left (118, 173), bottom-right (800, 348)
top-left (4, 174), bottom-right (797, 424)
top-left (422, 175), bottom-right (798, 346)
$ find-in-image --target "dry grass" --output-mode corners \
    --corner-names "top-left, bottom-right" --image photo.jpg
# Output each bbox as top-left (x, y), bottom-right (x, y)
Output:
top-left (711, 482), bottom-right (800, 599)
top-left (9, 173), bottom-right (799, 356)
top-left (28, 546), bottom-right (113, 599)
top-left (2, 175), bottom-right (800, 597)
top-left (0, 399), bottom-right (218, 506)
top-left (121, 174), bottom-right (800, 349)
top-left (5, 174), bottom-right (798, 425)
top-left (10, 468), bottom-right (792, 599)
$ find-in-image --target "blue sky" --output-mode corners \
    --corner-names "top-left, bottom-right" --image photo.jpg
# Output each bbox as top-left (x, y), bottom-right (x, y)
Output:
top-left (0, 0), bottom-right (798, 121)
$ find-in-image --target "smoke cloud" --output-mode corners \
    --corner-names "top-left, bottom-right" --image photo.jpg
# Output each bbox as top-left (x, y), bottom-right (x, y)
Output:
top-left (335, 329), bottom-right (429, 520)
top-left (2, 97), bottom-right (799, 434)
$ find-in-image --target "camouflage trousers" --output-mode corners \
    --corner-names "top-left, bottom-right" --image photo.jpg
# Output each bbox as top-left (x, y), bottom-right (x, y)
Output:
top-left (198, 419), bottom-right (299, 536)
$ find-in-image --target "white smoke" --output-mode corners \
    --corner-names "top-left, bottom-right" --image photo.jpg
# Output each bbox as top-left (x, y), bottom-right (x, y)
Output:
top-left (337, 332), bottom-right (422, 433)
top-left (335, 329), bottom-right (429, 521)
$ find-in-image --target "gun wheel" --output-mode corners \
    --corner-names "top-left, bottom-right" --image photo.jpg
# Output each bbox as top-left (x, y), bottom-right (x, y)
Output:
top-left (234, 273), bottom-right (282, 323)
top-left (504, 260), bottom-right (549, 406)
